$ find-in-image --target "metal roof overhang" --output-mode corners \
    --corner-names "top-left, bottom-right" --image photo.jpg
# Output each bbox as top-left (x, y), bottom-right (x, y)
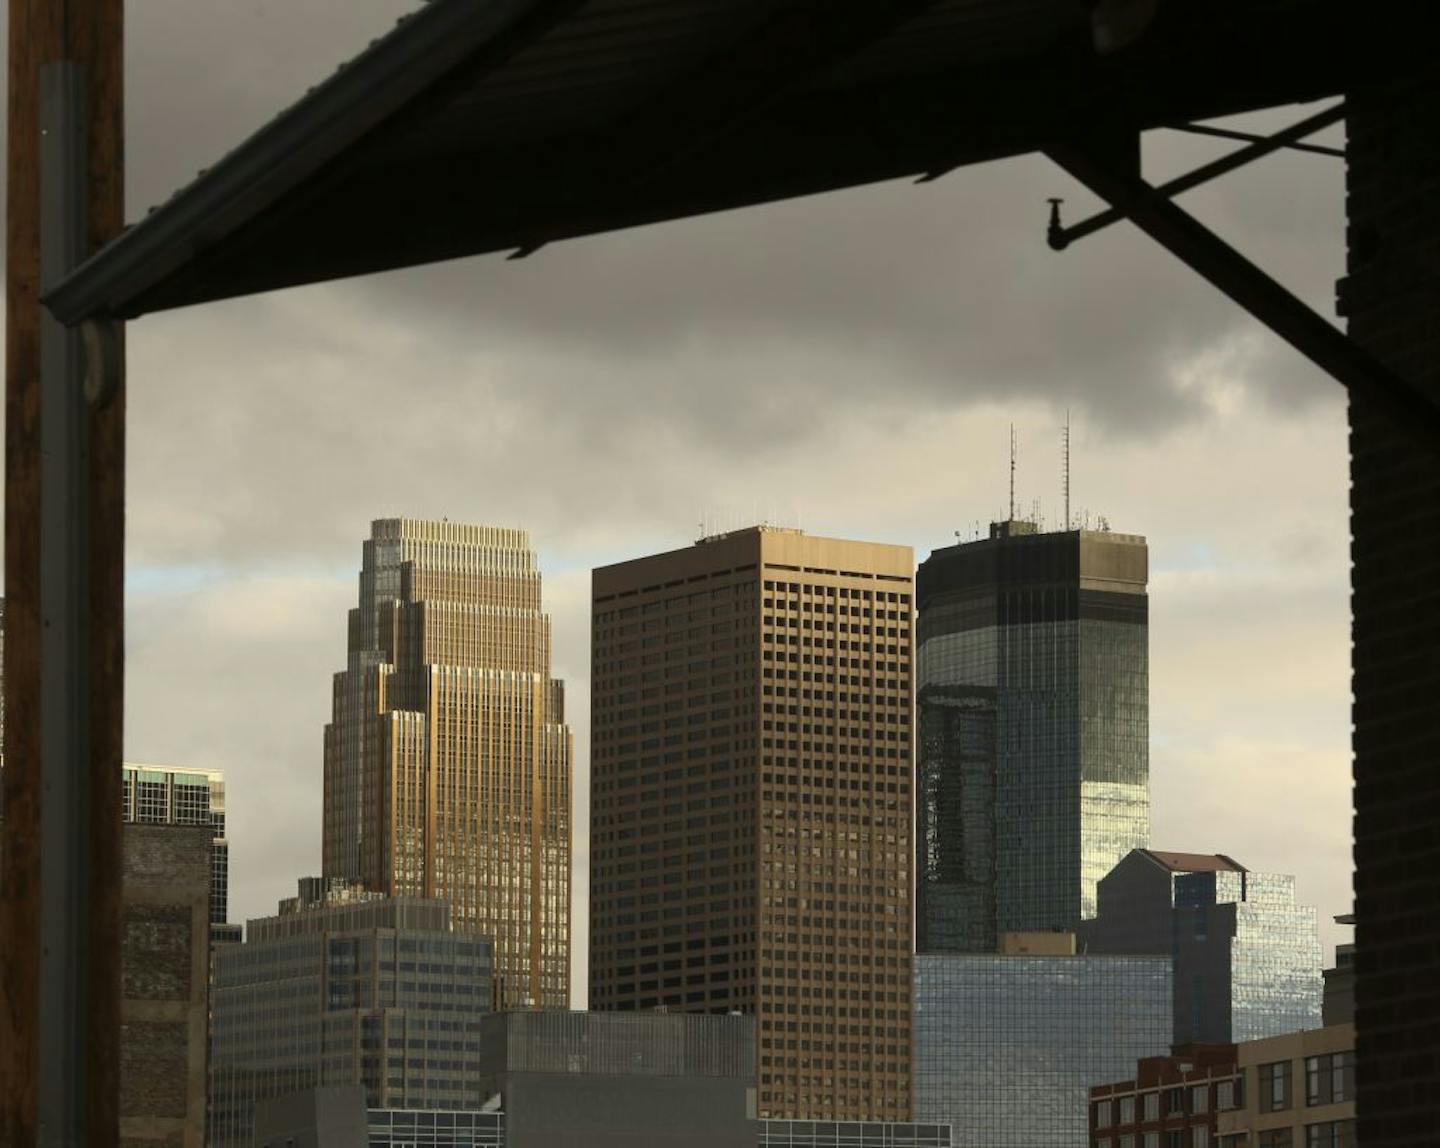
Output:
top-left (44, 0), bottom-right (1417, 324)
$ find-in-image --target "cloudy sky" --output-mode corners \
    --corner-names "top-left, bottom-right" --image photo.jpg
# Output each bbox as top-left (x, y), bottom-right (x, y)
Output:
top-left (5, 1), bottom-right (1353, 1002)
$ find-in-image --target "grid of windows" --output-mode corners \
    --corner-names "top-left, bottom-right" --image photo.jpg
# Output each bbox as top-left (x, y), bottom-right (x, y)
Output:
top-left (366, 1108), bottom-right (505, 1147)
top-left (915, 953), bottom-right (1171, 1148)
top-left (209, 891), bottom-right (494, 1148)
top-left (760, 1120), bottom-right (951, 1147)
top-left (589, 529), bottom-right (914, 1122)
top-left (916, 528), bottom-right (1149, 951)
top-left (1227, 874), bottom-right (1325, 1043)
top-left (321, 520), bottom-right (571, 1009)
top-left (1092, 1062), bottom-right (1237, 1148)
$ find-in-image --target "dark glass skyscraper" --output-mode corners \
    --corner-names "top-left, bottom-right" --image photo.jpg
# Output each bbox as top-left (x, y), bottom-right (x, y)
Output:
top-left (915, 521), bottom-right (1149, 951)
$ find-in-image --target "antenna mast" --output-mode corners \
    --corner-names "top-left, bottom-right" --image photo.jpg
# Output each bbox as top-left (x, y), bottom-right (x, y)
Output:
top-left (1009, 424), bottom-right (1016, 521)
top-left (1063, 410), bottom-right (1071, 530)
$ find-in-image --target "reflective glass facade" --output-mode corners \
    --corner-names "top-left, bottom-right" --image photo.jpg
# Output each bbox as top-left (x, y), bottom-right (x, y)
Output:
top-left (323, 519), bottom-right (572, 1008)
top-left (209, 887), bottom-right (494, 1148)
top-left (1188, 871), bottom-right (1323, 1044)
top-left (917, 525), bottom-right (1149, 951)
top-left (1086, 852), bottom-right (1323, 1045)
top-left (913, 953), bottom-right (1172, 1148)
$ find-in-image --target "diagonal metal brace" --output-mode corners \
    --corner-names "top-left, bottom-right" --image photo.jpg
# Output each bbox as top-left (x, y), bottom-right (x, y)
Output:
top-left (1164, 120), bottom-right (1345, 158)
top-left (1045, 133), bottom-right (1440, 451)
top-left (1048, 102), bottom-right (1345, 250)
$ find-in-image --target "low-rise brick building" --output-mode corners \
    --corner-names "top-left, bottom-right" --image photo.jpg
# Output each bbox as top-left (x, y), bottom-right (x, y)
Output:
top-left (1091, 1044), bottom-right (1239, 1148)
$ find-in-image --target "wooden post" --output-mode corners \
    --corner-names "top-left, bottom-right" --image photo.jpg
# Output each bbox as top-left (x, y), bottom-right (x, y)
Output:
top-left (3, 0), bottom-right (124, 1144)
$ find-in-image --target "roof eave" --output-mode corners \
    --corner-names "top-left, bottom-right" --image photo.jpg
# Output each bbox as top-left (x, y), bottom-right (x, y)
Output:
top-left (42, 0), bottom-right (552, 325)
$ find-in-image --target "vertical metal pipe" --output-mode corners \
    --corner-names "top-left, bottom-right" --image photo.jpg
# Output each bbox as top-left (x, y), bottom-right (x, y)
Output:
top-left (37, 61), bottom-right (90, 1148)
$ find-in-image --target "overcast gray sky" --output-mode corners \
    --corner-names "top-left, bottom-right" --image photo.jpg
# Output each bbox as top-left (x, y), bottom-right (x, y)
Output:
top-left (5, 1), bottom-right (1353, 1002)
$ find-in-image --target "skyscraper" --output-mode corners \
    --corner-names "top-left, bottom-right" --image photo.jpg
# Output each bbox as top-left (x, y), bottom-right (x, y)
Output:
top-left (589, 526), bottom-right (914, 1122)
top-left (322, 519), bottom-right (572, 1009)
top-left (915, 520), bottom-right (1149, 951)
top-left (1082, 848), bottom-right (1324, 1044)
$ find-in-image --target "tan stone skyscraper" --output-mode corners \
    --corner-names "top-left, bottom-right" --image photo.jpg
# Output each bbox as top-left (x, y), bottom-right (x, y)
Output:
top-left (323, 519), bottom-right (572, 1008)
top-left (589, 527), bottom-right (914, 1121)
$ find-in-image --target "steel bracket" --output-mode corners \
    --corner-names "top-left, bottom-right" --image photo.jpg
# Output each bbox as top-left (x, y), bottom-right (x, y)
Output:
top-left (1044, 126), bottom-right (1440, 451)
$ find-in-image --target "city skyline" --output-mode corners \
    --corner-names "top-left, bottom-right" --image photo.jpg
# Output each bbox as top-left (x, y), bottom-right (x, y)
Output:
top-left (120, 476), bottom-right (1353, 1001)
top-left (90, 0), bottom-right (1354, 1018)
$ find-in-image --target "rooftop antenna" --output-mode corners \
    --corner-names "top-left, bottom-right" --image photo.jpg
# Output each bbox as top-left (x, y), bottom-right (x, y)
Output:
top-left (1063, 410), bottom-right (1071, 531)
top-left (1009, 424), bottom-right (1017, 521)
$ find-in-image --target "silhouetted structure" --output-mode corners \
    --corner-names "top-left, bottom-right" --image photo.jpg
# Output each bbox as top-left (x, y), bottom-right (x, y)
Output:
top-left (15, 5), bottom-right (1440, 1146)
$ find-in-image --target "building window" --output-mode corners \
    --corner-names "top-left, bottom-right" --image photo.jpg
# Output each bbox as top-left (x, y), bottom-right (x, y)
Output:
top-left (1097, 1100), bottom-right (1114, 1128)
top-left (1192, 1128), bottom-right (1210, 1148)
top-left (1120, 1137), bottom-right (1135, 1148)
top-left (1218, 1136), bottom-right (1247, 1148)
top-left (1304, 1121), bottom-right (1356, 1148)
top-left (1216, 1078), bottom-right (1242, 1111)
top-left (1258, 1131), bottom-right (1293, 1148)
top-left (1191, 1085), bottom-right (1210, 1114)
top-left (1144, 1093), bottom-right (1161, 1121)
top-left (1259, 1061), bottom-right (1292, 1113)
top-left (1120, 1097), bottom-right (1137, 1125)
top-left (1305, 1052), bottom-right (1354, 1107)
top-left (1144, 1134), bottom-right (1159, 1148)
top-left (1166, 1132), bottom-right (1184, 1148)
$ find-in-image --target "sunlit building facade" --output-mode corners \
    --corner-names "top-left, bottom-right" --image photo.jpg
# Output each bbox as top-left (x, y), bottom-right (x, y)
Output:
top-left (916, 521), bottom-right (1149, 951)
top-left (1082, 849), bottom-right (1324, 1045)
top-left (589, 527), bottom-right (915, 1122)
top-left (913, 944), bottom-right (1172, 1148)
top-left (322, 519), bottom-right (572, 1008)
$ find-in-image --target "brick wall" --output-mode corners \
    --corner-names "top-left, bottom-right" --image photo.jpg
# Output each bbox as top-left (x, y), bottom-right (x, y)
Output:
top-left (120, 823), bottom-right (210, 1147)
top-left (1342, 72), bottom-right (1440, 1147)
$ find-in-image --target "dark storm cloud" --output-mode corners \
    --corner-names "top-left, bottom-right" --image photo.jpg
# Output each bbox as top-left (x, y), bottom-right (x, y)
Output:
top-left (1, 1), bottom-right (1355, 988)
top-left (108, 1), bottom-right (1347, 444)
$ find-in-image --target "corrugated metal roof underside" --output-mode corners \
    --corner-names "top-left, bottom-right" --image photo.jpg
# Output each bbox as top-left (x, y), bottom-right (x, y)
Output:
top-left (46, 0), bottom-right (1420, 322)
